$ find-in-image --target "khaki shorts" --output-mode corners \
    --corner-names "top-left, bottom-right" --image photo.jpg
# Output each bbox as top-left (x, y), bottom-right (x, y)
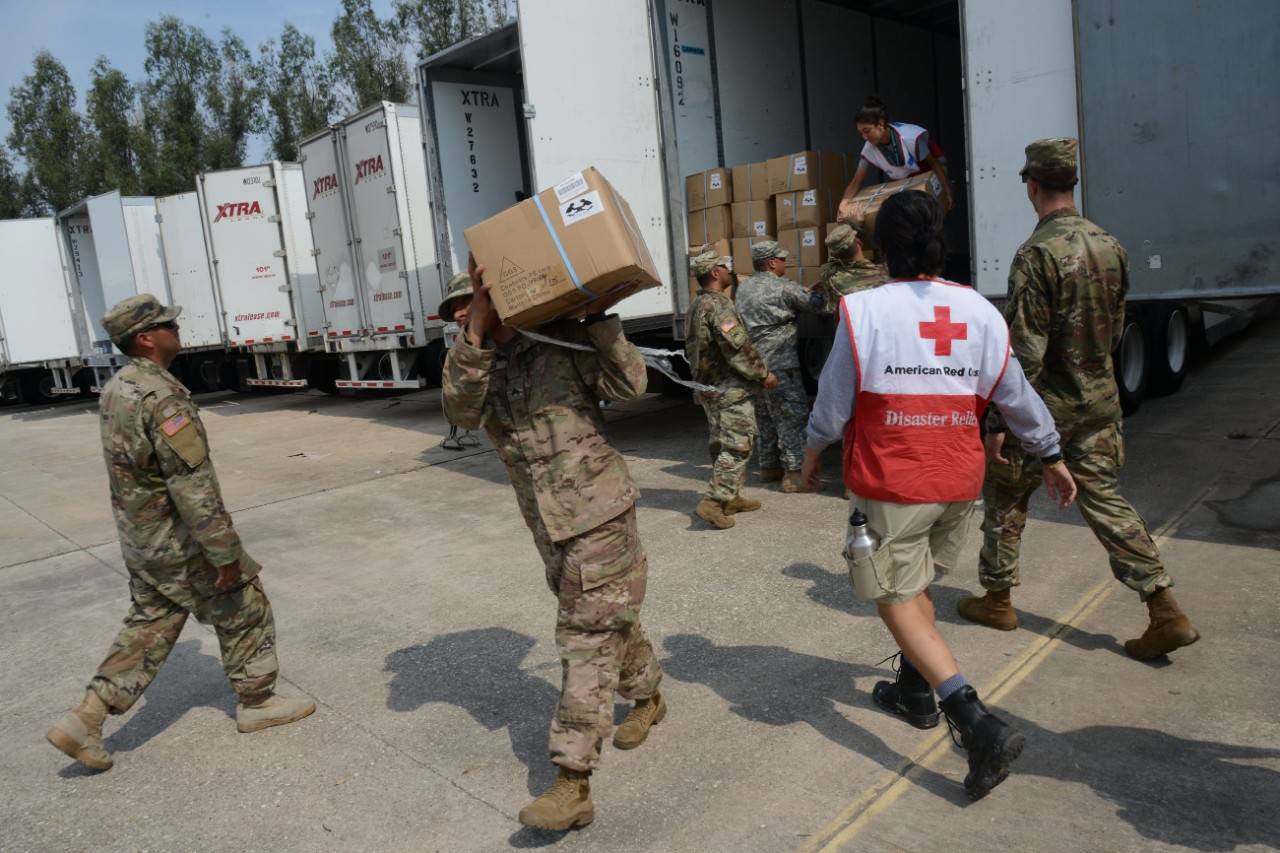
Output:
top-left (844, 494), bottom-right (975, 604)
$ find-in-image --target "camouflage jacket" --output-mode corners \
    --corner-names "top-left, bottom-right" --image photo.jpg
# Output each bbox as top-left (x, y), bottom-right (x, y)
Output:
top-left (820, 257), bottom-right (888, 312)
top-left (685, 288), bottom-right (770, 404)
top-left (441, 317), bottom-right (646, 543)
top-left (733, 272), bottom-right (824, 372)
top-left (99, 358), bottom-right (256, 583)
top-left (993, 207), bottom-right (1127, 433)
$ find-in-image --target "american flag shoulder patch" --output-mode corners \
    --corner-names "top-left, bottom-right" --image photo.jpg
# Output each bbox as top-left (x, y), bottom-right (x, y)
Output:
top-left (720, 319), bottom-right (737, 333)
top-left (161, 412), bottom-right (190, 437)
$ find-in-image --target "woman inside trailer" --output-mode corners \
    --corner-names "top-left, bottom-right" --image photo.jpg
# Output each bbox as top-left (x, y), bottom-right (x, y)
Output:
top-left (837, 95), bottom-right (954, 221)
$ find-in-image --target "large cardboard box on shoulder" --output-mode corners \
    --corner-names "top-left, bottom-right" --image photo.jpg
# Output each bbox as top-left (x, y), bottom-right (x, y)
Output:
top-left (731, 200), bottom-right (776, 239)
top-left (846, 172), bottom-right (944, 240)
top-left (778, 225), bottom-right (827, 269)
top-left (687, 239), bottom-right (732, 303)
top-left (776, 187), bottom-right (841, 230)
top-left (731, 161), bottom-right (770, 201)
top-left (464, 167), bottom-right (661, 329)
top-left (730, 235), bottom-right (772, 275)
top-left (688, 204), bottom-right (733, 245)
top-left (685, 167), bottom-right (732, 212)
top-left (767, 150), bottom-right (847, 196)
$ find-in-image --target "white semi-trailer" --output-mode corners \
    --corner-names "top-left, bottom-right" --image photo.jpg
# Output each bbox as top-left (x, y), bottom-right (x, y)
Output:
top-left (413, 0), bottom-right (1278, 412)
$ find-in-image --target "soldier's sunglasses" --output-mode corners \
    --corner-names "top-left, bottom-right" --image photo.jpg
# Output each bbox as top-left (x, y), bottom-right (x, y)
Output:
top-left (144, 321), bottom-right (180, 333)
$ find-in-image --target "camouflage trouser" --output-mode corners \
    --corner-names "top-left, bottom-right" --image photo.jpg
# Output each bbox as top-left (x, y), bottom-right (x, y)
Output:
top-left (89, 563), bottom-right (278, 713)
top-left (537, 507), bottom-right (662, 772)
top-left (701, 395), bottom-right (756, 503)
top-left (979, 421), bottom-right (1173, 600)
top-left (755, 368), bottom-right (809, 472)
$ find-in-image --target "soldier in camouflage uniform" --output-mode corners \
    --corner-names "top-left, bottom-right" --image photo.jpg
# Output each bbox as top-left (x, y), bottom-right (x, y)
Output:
top-left (958, 138), bottom-right (1200, 660)
top-left (735, 241), bottom-right (825, 492)
top-left (47, 295), bottom-right (314, 773)
top-left (442, 258), bottom-right (664, 831)
top-left (685, 249), bottom-right (777, 529)
top-left (820, 223), bottom-right (888, 312)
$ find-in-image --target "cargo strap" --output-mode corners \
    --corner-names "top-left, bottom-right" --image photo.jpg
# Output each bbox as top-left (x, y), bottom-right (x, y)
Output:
top-left (517, 328), bottom-right (723, 395)
top-left (531, 194), bottom-right (590, 297)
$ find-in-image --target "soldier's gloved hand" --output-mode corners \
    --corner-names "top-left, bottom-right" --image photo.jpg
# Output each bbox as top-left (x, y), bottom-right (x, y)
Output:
top-left (763, 372), bottom-right (779, 390)
top-left (213, 559), bottom-right (242, 593)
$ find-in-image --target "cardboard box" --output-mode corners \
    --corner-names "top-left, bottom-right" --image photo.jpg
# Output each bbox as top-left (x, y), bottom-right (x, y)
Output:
top-left (775, 187), bottom-right (840, 230)
top-left (846, 172), bottom-right (945, 240)
top-left (687, 204), bottom-right (733, 245)
top-left (778, 225), bottom-right (828, 269)
top-left (464, 166), bottom-right (661, 329)
top-left (730, 200), bottom-right (776, 239)
top-left (784, 265), bottom-right (825, 289)
top-left (767, 150), bottom-right (847, 196)
top-left (731, 161), bottom-right (770, 201)
top-left (685, 167), bottom-right (732, 212)
top-left (730, 235), bottom-right (773, 274)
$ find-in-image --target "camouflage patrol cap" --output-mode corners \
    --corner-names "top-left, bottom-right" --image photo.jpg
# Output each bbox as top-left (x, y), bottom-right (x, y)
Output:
top-left (750, 240), bottom-right (788, 263)
top-left (101, 294), bottom-right (182, 345)
top-left (437, 272), bottom-right (473, 320)
top-left (1020, 137), bottom-right (1079, 187)
top-left (690, 248), bottom-right (730, 277)
top-left (825, 223), bottom-right (864, 256)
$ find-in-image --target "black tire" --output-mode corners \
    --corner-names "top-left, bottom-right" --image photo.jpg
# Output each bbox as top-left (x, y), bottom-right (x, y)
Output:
top-left (19, 371), bottom-right (60, 405)
top-left (1114, 318), bottom-right (1148, 416)
top-left (307, 358), bottom-right (340, 395)
top-left (1145, 304), bottom-right (1193, 396)
top-left (420, 339), bottom-right (446, 389)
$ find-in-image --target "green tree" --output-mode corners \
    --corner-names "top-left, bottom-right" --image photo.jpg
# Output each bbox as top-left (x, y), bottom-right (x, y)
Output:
top-left (140, 15), bottom-right (215, 193)
top-left (256, 24), bottom-right (338, 161)
top-left (396, 0), bottom-right (511, 62)
top-left (6, 52), bottom-right (86, 213)
top-left (82, 57), bottom-right (141, 196)
top-left (330, 0), bottom-right (412, 110)
top-left (204, 31), bottom-right (262, 169)
top-left (0, 146), bottom-right (35, 218)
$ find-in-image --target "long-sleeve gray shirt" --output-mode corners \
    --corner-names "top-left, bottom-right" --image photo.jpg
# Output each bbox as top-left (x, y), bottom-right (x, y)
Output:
top-left (805, 311), bottom-right (1061, 457)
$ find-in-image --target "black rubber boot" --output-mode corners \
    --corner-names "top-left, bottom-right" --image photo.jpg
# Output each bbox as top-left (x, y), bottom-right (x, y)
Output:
top-left (940, 686), bottom-right (1025, 800)
top-left (872, 653), bottom-right (940, 729)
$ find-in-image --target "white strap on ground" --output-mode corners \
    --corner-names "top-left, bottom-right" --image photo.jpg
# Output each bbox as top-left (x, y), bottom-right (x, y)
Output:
top-left (517, 328), bottom-right (722, 395)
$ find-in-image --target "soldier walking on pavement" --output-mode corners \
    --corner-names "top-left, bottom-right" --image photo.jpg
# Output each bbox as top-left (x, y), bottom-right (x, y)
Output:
top-left (685, 249), bottom-right (778, 529)
top-left (47, 295), bottom-right (314, 773)
top-left (958, 138), bottom-right (1201, 660)
top-left (442, 256), bottom-right (665, 831)
top-left (820, 223), bottom-right (888, 312)
top-left (735, 241), bottom-right (826, 492)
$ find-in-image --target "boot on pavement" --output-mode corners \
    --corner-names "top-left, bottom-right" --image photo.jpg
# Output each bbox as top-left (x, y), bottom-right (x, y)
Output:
top-left (940, 686), bottom-right (1025, 800)
top-left (1124, 588), bottom-right (1201, 660)
top-left (236, 693), bottom-right (317, 733)
top-left (725, 495), bottom-right (762, 514)
top-left (519, 767), bottom-right (594, 830)
top-left (695, 497), bottom-right (735, 529)
top-left (47, 690), bottom-right (113, 771)
top-left (758, 467), bottom-right (784, 483)
top-left (957, 588), bottom-right (1018, 631)
top-left (781, 470), bottom-right (819, 493)
top-left (872, 654), bottom-right (940, 730)
top-left (613, 691), bottom-right (667, 749)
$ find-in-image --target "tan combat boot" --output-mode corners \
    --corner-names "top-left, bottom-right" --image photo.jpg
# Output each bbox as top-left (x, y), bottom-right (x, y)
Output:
top-left (236, 693), bottom-right (317, 733)
top-left (781, 470), bottom-right (819, 493)
top-left (519, 767), bottom-right (594, 830)
top-left (758, 467), bottom-right (784, 483)
top-left (47, 690), bottom-right (113, 771)
top-left (695, 497), bottom-right (735, 529)
top-left (957, 589), bottom-right (1018, 631)
top-left (613, 691), bottom-right (667, 750)
top-left (1124, 588), bottom-right (1201, 660)
top-left (725, 495), bottom-right (762, 514)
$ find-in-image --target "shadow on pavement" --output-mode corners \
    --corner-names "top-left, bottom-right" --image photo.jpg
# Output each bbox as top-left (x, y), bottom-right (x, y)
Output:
top-left (384, 628), bottom-right (559, 796)
top-left (1005, 712), bottom-right (1280, 851)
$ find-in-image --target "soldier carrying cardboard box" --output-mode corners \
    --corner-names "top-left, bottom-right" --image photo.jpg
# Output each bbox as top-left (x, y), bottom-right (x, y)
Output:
top-left (837, 95), bottom-right (954, 221)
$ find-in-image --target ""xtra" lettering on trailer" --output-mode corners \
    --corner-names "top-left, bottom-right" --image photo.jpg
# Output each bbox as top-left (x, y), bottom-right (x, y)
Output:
top-left (354, 155), bottom-right (386, 184)
top-left (213, 200), bottom-right (264, 223)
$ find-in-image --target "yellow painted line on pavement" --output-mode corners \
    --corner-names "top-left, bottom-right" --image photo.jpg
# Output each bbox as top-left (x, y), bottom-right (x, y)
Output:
top-left (799, 485), bottom-right (1214, 853)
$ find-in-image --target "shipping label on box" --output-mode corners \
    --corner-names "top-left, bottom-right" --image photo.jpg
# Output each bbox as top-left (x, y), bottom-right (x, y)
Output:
top-left (464, 166), bottom-right (661, 329)
top-left (730, 200), bottom-right (776, 240)
top-left (687, 204), bottom-right (733, 246)
top-left (767, 150), bottom-right (847, 196)
top-left (685, 167), bottom-right (732, 212)
top-left (731, 161), bottom-right (770, 201)
top-left (775, 187), bottom-right (840, 230)
top-left (778, 226), bottom-right (828, 269)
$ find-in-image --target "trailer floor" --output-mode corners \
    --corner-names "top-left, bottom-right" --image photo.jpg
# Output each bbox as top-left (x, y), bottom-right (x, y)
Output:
top-left (2, 312), bottom-right (1278, 853)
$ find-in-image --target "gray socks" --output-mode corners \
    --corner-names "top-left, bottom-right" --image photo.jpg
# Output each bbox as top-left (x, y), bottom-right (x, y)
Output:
top-left (936, 673), bottom-right (968, 703)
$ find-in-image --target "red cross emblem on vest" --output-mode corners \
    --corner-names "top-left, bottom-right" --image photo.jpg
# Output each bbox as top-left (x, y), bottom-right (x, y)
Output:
top-left (919, 305), bottom-right (967, 356)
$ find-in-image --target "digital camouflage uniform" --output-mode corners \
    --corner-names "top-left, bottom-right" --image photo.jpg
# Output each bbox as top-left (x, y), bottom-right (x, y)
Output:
top-left (442, 317), bottom-right (662, 772)
top-left (983, 183), bottom-right (1173, 600)
top-left (686, 272), bottom-right (771, 503)
top-left (735, 268), bottom-right (824, 472)
top-left (93, 353), bottom-right (276, 713)
top-left (820, 223), bottom-right (889, 313)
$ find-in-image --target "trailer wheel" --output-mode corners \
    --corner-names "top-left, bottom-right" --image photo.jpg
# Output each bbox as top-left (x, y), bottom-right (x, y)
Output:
top-left (307, 359), bottom-right (340, 395)
top-left (195, 356), bottom-right (224, 392)
top-left (420, 339), bottom-right (446, 389)
top-left (1146, 305), bottom-right (1193, 396)
top-left (1115, 319), bottom-right (1148, 416)
top-left (19, 371), bottom-right (60, 405)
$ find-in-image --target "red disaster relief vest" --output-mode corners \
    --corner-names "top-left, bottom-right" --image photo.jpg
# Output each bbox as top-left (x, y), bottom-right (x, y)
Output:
top-left (840, 279), bottom-right (1011, 504)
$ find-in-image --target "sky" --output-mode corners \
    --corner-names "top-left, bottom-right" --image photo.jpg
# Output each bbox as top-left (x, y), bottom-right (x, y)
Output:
top-left (0, 0), bottom-right (400, 165)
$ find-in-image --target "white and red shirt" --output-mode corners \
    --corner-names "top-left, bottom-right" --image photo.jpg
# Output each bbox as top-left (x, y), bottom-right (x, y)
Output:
top-left (860, 122), bottom-right (934, 181)
top-left (805, 279), bottom-right (1060, 504)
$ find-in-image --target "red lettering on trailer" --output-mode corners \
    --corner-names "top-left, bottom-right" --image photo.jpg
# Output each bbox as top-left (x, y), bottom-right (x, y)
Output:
top-left (329, 298), bottom-right (355, 309)
top-left (313, 174), bottom-right (338, 198)
top-left (372, 290), bottom-right (403, 302)
top-left (213, 200), bottom-right (264, 223)
top-left (354, 155), bottom-right (386, 184)
top-left (232, 311), bottom-right (283, 322)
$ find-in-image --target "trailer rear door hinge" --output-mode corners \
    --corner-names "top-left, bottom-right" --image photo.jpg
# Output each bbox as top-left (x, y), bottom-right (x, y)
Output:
top-left (305, 211), bottom-right (316, 220)
top-left (310, 248), bottom-right (322, 256)
top-left (523, 103), bottom-right (536, 119)
top-left (154, 214), bottom-right (163, 224)
top-left (283, 318), bottom-right (297, 327)
top-left (268, 215), bottom-right (281, 223)
top-left (391, 227), bottom-right (402, 236)
top-left (398, 271), bottom-right (409, 280)
top-left (386, 184), bottom-right (396, 194)
top-left (273, 249), bottom-right (287, 258)
top-left (277, 284), bottom-right (291, 293)
top-left (263, 179), bottom-right (276, 188)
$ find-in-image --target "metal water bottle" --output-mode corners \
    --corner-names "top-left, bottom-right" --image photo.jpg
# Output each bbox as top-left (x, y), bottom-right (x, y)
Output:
top-left (845, 509), bottom-right (877, 562)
